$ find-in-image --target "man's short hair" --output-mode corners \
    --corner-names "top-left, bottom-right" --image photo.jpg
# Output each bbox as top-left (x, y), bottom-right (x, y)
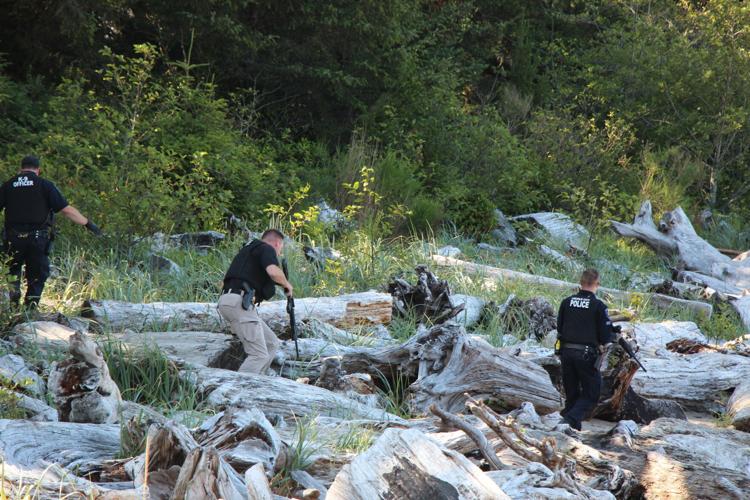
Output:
top-left (261, 229), bottom-right (285, 242)
top-left (21, 155), bottom-right (40, 169)
top-left (580, 268), bottom-right (600, 286)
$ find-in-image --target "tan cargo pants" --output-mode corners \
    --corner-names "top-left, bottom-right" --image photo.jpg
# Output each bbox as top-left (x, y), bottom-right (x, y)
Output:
top-left (217, 292), bottom-right (280, 374)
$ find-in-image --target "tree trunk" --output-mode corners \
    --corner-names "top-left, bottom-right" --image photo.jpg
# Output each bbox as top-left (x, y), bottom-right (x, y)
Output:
top-left (82, 291), bottom-right (392, 333)
top-left (171, 447), bottom-right (247, 500)
top-left (327, 428), bottom-right (510, 500)
top-left (431, 255), bottom-right (713, 318)
top-left (118, 330), bottom-right (244, 369)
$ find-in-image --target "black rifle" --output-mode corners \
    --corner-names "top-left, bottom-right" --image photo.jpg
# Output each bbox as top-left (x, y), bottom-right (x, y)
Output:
top-left (281, 258), bottom-right (299, 360)
top-left (617, 336), bottom-right (647, 372)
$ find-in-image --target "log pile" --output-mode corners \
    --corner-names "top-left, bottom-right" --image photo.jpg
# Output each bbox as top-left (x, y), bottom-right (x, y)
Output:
top-left (388, 265), bottom-right (466, 324)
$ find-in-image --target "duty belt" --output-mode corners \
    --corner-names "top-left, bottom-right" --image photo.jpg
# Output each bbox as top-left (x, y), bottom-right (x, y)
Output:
top-left (561, 342), bottom-right (595, 351)
top-left (8, 229), bottom-right (49, 239)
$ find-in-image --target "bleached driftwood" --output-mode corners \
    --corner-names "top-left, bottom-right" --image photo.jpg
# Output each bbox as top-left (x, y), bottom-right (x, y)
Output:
top-left (511, 212), bottom-right (589, 248)
top-left (82, 291), bottom-right (392, 332)
top-left (117, 330), bottom-right (243, 369)
top-left (48, 331), bottom-right (122, 423)
top-left (432, 255), bottom-right (713, 318)
top-left (627, 322), bottom-right (750, 412)
top-left (245, 463), bottom-right (274, 500)
top-left (301, 318), bottom-right (393, 347)
top-left (195, 407), bottom-right (286, 474)
top-left (407, 324), bottom-right (562, 415)
top-left (727, 381), bottom-right (750, 431)
top-left (608, 418), bottom-right (750, 498)
top-left (0, 420), bottom-right (122, 496)
top-left (0, 353), bottom-right (45, 397)
top-left (171, 447), bottom-right (247, 500)
top-left (11, 390), bottom-right (58, 421)
top-left (184, 365), bottom-right (406, 423)
top-left (9, 320), bottom-right (81, 355)
top-left (282, 322), bottom-right (562, 415)
top-left (327, 428), bottom-right (510, 500)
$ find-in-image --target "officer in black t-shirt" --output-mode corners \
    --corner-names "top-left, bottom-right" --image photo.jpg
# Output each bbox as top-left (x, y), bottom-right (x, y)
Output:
top-left (556, 268), bottom-right (616, 430)
top-left (0, 155), bottom-right (102, 308)
top-left (217, 229), bottom-right (293, 374)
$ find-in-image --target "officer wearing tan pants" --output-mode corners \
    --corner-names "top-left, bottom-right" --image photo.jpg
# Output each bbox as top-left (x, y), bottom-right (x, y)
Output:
top-left (218, 229), bottom-right (293, 374)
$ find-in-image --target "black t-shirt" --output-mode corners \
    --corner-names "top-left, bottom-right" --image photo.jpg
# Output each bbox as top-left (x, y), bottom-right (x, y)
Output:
top-left (556, 290), bottom-right (616, 346)
top-left (0, 170), bottom-right (68, 231)
top-left (223, 239), bottom-right (280, 302)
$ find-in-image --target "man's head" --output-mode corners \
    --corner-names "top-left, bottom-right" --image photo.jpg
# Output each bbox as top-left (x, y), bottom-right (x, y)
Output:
top-left (20, 155), bottom-right (40, 173)
top-left (580, 268), bottom-right (600, 292)
top-left (261, 229), bottom-right (285, 256)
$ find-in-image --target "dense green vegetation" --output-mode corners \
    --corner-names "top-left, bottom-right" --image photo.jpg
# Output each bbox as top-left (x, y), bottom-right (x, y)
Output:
top-left (2, 1), bottom-right (750, 237)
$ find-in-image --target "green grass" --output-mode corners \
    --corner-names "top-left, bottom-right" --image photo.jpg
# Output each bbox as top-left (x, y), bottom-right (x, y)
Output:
top-left (100, 338), bottom-right (206, 415)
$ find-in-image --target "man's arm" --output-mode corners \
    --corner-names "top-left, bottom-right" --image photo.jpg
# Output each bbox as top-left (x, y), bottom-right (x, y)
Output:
top-left (60, 205), bottom-right (102, 234)
top-left (266, 264), bottom-right (293, 296)
top-left (60, 205), bottom-right (88, 225)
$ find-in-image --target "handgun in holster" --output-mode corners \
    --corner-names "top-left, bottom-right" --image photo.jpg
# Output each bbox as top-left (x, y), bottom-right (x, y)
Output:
top-left (240, 282), bottom-right (255, 311)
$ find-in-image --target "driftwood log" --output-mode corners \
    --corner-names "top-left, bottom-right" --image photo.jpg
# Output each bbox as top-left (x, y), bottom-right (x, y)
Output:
top-left (0, 420), bottom-right (125, 496)
top-left (82, 291), bottom-right (392, 332)
top-left (432, 255), bottom-right (713, 318)
top-left (611, 200), bottom-right (750, 328)
top-left (194, 407), bottom-right (286, 474)
top-left (279, 322), bottom-right (562, 415)
top-left (511, 212), bottom-right (589, 248)
top-left (727, 381), bottom-right (750, 431)
top-left (48, 331), bottom-right (122, 423)
top-left (118, 330), bottom-right (244, 369)
top-left (183, 365), bottom-right (407, 423)
top-left (327, 428), bottom-right (509, 500)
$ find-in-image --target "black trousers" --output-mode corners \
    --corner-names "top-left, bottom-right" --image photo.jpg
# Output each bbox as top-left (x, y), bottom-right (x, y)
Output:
top-left (5, 230), bottom-right (50, 307)
top-left (560, 347), bottom-right (602, 429)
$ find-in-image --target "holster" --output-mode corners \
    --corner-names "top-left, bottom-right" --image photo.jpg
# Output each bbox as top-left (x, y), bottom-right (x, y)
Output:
top-left (240, 282), bottom-right (255, 311)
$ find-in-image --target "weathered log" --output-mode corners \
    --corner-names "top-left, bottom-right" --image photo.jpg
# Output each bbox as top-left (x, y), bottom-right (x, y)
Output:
top-left (727, 380), bottom-right (750, 431)
top-left (117, 330), bottom-right (243, 369)
top-left (171, 447), bottom-right (247, 500)
top-left (283, 323), bottom-right (562, 416)
top-left (432, 255), bottom-right (714, 317)
top-left (82, 291), bottom-right (393, 332)
top-left (602, 417), bottom-right (750, 497)
top-left (195, 407), bottom-right (286, 474)
top-left (0, 420), bottom-right (121, 494)
top-left (245, 463), bottom-right (274, 500)
top-left (184, 365), bottom-right (406, 423)
top-left (491, 295), bottom-right (557, 341)
top-left (9, 320), bottom-right (81, 353)
top-left (408, 325), bottom-right (562, 415)
top-left (0, 353), bottom-right (45, 397)
top-left (327, 428), bottom-right (510, 500)
top-left (11, 390), bottom-right (58, 421)
top-left (48, 331), bottom-right (122, 423)
top-left (730, 294), bottom-right (750, 332)
top-left (511, 212), bottom-right (589, 248)
top-left (621, 322), bottom-right (750, 412)
top-left (301, 318), bottom-right (393, 347)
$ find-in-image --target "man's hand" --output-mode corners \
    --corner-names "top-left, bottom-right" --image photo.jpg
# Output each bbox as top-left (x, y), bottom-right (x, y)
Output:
top-left (284, 283), bottom-right (294, 297)
top-left (85, 220), bottom-right (103, 236)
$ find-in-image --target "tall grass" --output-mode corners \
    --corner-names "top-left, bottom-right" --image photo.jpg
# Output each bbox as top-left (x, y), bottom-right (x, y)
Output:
top-left (100, 338), bottom-right (204, 415)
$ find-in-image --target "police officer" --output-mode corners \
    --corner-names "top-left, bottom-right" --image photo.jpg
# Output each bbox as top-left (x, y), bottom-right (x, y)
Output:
top-left (217, 229), bottom-right (293, 374)
top-left (556, 268), bottom-right (616, 430)
top-left (0, 155), bottom-right (101, 308)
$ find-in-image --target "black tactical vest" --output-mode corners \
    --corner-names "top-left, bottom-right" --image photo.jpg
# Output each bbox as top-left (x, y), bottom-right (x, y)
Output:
top-left (224, 240), bottom-right (277, 302)
top-left (4, 172), bottom-right (51, 229)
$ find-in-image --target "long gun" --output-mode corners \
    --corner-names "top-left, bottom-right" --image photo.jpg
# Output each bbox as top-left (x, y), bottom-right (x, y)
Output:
top-left (281, 258), bottom-right (299, 360)
top-left (618, 337), bottom-right (647, 372)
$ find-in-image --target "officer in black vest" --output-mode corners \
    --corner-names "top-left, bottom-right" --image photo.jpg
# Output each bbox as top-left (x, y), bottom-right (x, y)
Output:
top-left (0, 155), bottom-right (101, 308)
top-left (556, 268), bottom-right (616, 430)
top-left (217, 229), bottom-right (293, 374)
